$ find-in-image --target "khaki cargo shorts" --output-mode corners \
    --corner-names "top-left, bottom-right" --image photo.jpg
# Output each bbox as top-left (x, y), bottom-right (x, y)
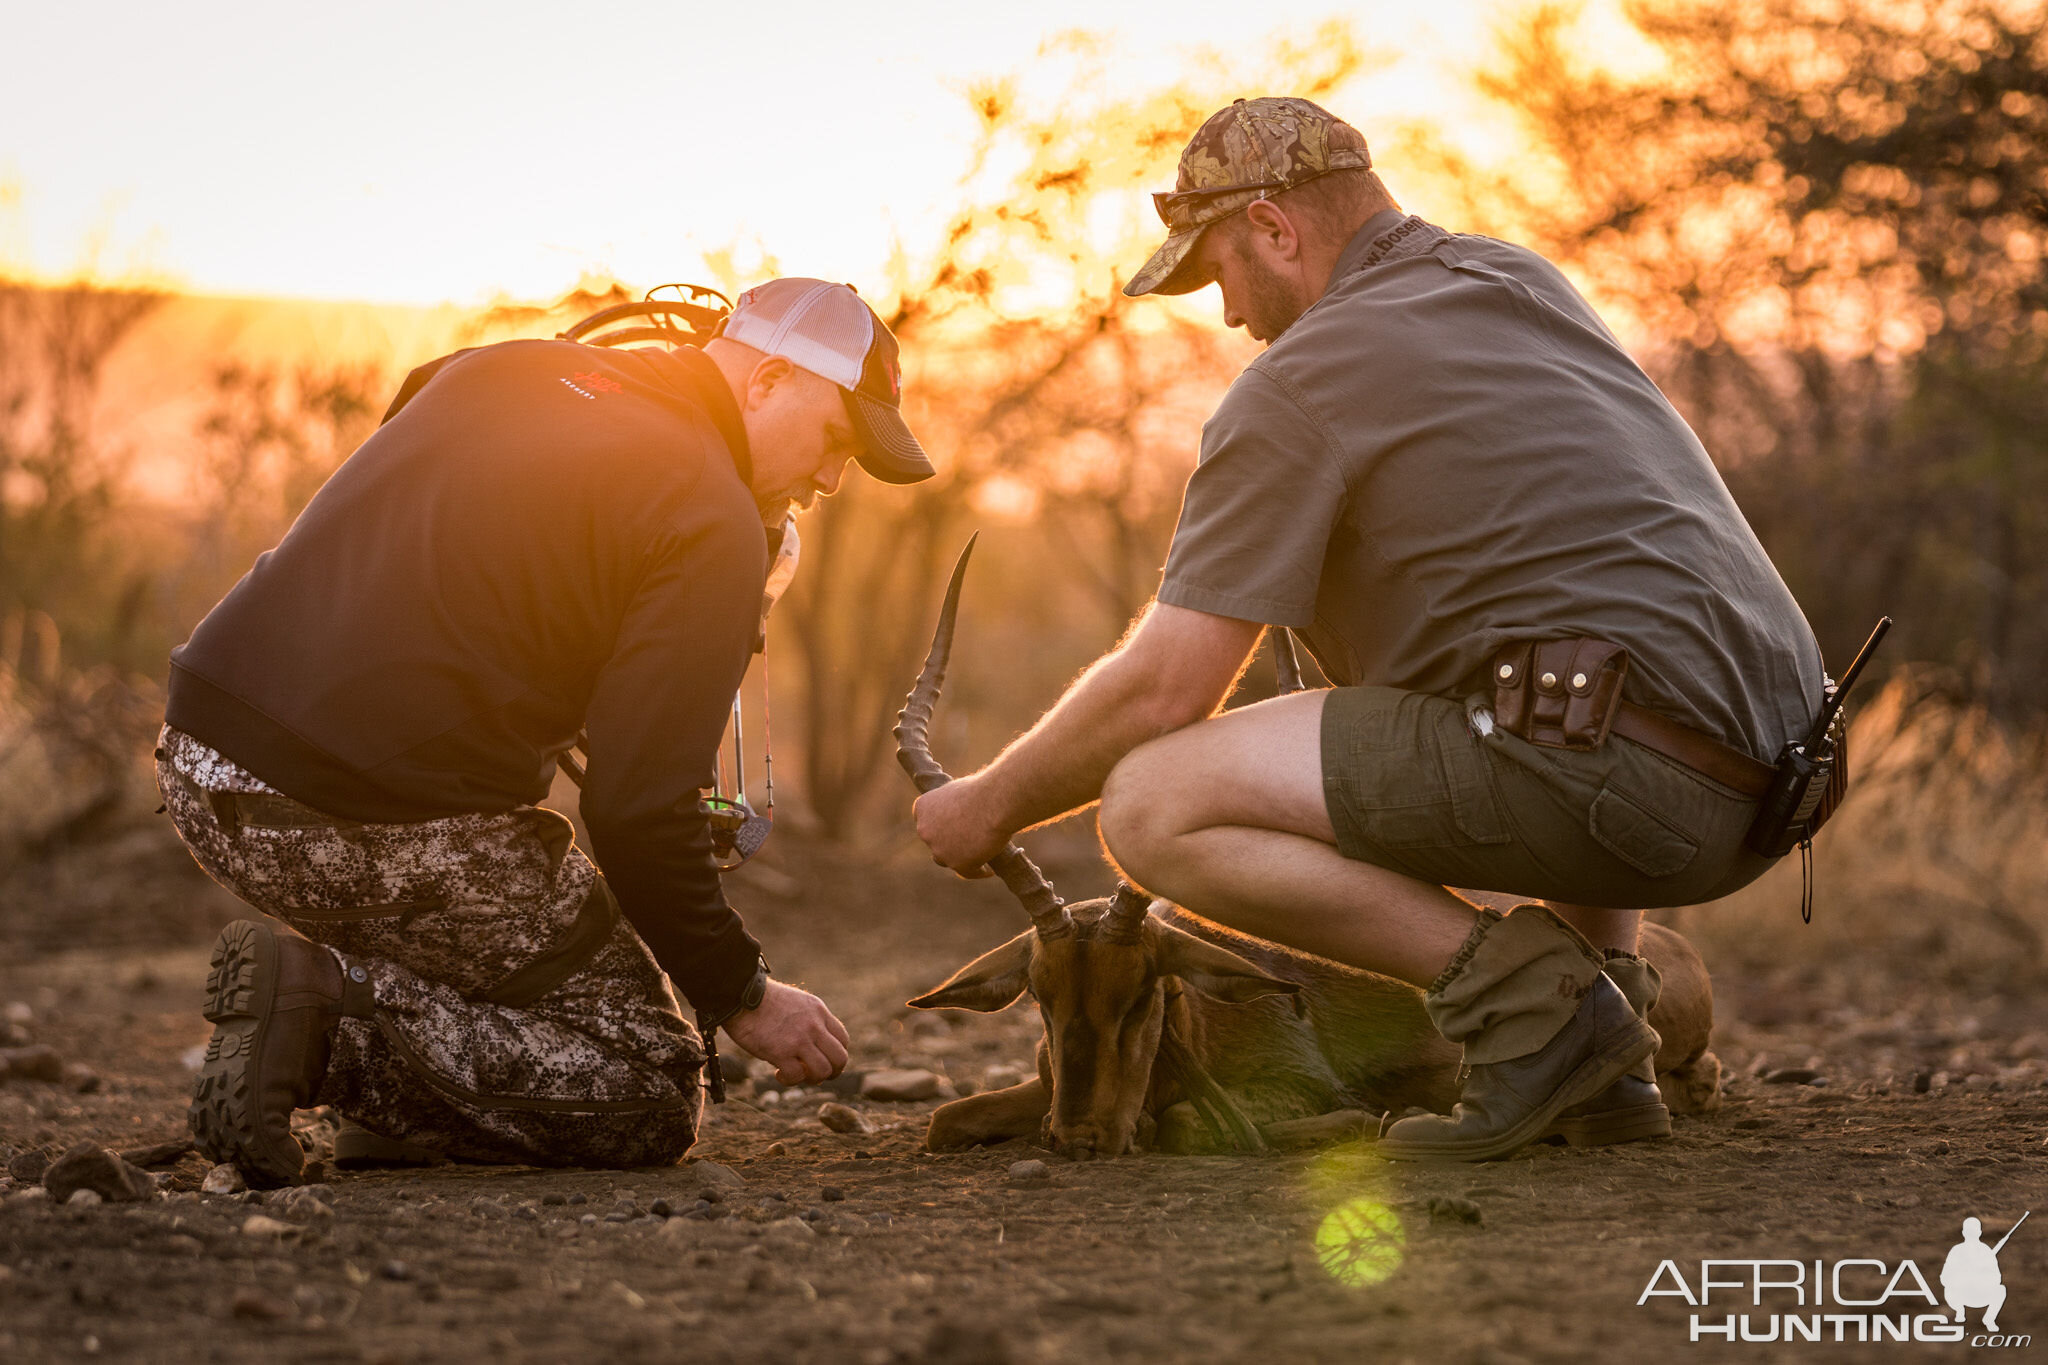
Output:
top-left (1321, 686), bottom-right (1775, 908)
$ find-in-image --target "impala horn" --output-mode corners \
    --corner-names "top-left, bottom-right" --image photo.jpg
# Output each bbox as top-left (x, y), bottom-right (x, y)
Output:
top-left (1103, 882), bottom-right (1152, 944)
top-left (895, 535), bottom-right (1072, 941)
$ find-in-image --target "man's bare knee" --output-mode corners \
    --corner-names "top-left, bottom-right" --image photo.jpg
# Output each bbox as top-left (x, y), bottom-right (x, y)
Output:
top-left (1099, 741), bottom-right (1186, 882)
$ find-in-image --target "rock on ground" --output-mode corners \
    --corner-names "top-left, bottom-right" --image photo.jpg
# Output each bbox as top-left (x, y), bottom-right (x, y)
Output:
top-left (42, 1142), bottom-right (155, 1203)
top-left (862, 1069), bottom-right (944, 1102)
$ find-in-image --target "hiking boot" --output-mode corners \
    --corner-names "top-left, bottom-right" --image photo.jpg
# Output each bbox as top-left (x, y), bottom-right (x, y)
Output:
top-left (332, 1117), bottom-right (443, 1170)
top-left (189, 919), bottom-right (373, 1187)
top-left (1376, 906), bottom-right (1656, 1163)
top-left (1543, 948), bottom-right (1671, 1147)
top-left (1380, 974), bottom-right (1656, 1160)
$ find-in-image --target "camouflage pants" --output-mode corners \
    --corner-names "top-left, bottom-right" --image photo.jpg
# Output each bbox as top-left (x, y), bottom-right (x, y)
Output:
top-left (156, 726), bottom-right (704, 1168)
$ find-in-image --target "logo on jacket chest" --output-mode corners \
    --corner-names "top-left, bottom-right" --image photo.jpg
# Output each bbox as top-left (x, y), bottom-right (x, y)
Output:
top-left (559, 371), bottom-right (624, 401)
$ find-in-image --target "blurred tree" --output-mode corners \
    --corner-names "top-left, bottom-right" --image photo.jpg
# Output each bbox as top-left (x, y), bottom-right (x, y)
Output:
top-left (0, 278), bottom-right (161, 676)
top-left (1443, 0), bottom-right (2048, 713)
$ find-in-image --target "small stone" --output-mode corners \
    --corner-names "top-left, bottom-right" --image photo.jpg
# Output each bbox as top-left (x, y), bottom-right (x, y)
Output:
top-left (165, 1234), bottom-right (204, 1256)
top-left (821, 1186), bottom-right (846, 1202)
top-left (43, 1142), bottom-right (154, 1204)
top-left (765, 1142), bottom-right (788, 1157)
top-left (1427, 1195), bottom-right (1484, 1226)
top-left (818, 1102), bottom-right (873, 1134)
top-left (201, 1163), bottom-right (246, 1195)
top-left (603, 1212), bottom-right (631, 1224)
top-left (515, 1203), bottom-right (539, 1221)
top-left (1914, 1072), bottom-right (1933, 1094)
top-left (471, 1197), bottom-right (510, 1220)
top-left (0, 1045), bottom-right (63, 1083)
top-left (764, 1215), bottom-right (816, 1239)
top-left (649, 1198), bottom-right (673, 1218)
top-left (691, 1160), bottom-right (745, 1189)
top-left (241, 1214), bottom-right (295, 1238)
top-left (283, 1193), bottom-right (335, 1220)
top-left (854, 1150), bottom-right (873, 1160)
top-left (861, 1069), bottom-right (943, 1102)
top-left (580, 1213), bottom-right (598, 1226)
top-left (1007, 1160), bottom-right (1049, 1182)
top-left (230, 1288), bottom-right (291, 1321)
top-left (5, 1147), bottom-right (53, 1183)
top-left (61, 1064), bottom-right (101, 1094)
top-left (1928, 1139), bottom-right (1951, 1156)
top-left (1763, 1067), bottom-right (1823, 1085)
top-left (300, 1160), bottom-right (326, 1185)
top-left (2, 1002), bottom-right (30, 1024)
top-left (378, 1260), bottom-right (413, 1282)
top-left (66, 1188), bottom-right (104, 1207)
top-left (541, 1192), bottom-right (568, 1206)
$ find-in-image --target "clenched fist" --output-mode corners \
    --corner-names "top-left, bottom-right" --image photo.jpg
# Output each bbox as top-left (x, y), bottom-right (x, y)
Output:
top-left (720, 980), bottom-right (850, 1085)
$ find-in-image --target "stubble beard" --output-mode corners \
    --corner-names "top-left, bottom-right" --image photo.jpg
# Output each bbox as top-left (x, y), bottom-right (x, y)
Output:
top-left (1232, 241), bottom-right (1310, 343)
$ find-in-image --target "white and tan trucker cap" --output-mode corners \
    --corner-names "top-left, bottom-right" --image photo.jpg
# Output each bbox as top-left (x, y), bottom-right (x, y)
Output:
top-left (720, 278), bottom-right (934, 485)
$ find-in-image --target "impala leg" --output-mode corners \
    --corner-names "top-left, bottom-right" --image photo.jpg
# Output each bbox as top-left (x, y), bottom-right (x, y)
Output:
top-left (923, 1077), bottom-right (1052, 1152)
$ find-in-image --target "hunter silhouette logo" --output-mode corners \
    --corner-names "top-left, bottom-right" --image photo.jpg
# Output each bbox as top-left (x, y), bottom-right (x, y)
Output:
top-left (1944, 1212), bottom-right (2027, 1334)
top-left (1637, 1209), bottom-right (2030, 1346)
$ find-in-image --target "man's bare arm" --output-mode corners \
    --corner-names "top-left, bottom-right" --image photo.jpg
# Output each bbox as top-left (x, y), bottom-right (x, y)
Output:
top-left (913, 603), bottom-right (1265, 872)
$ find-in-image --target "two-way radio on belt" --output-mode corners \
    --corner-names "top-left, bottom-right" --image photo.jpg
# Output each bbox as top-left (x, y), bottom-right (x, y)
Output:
top-left (549, 282), bottom-right (786, 871)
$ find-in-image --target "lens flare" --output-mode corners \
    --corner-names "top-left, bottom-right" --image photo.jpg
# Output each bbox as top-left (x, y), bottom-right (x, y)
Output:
top-left (1314, 1197), bottom-right (1405, 1287)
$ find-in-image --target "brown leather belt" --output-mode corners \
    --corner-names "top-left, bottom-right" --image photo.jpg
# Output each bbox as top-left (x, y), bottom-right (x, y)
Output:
top-left (1609, 702), bottom-right (1774, 798)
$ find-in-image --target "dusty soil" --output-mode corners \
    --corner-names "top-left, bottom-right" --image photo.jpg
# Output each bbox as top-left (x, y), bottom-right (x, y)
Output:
top-left (2, 830), bottom-right (2045, 1364)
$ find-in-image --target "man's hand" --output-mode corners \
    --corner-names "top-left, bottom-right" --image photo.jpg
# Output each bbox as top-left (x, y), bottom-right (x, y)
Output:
top-left (721, 980), bottom-right (850, 1085)
top-left (913, 774), bottom-right (1010, 877)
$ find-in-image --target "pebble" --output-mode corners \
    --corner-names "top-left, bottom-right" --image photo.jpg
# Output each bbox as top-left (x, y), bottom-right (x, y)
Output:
top-left (470, 1197), bottom-right (509, 1220)
top-left (43, 1142), bottom-right (155, 1204)
top-left (541, 1192), bottom-right (568, 1206)
top-left (580, 1213), bottom-right (598, 1226)
top-left (241, 1214), bottom-right (295, 1239)
top-left (279, 1188), bottom-right (334, 1219)
top-left (5, 1148), bottom-right (53, 1183)
top-left (230, 1289), bottom-right (291, 1321)
top-left (861, 1069), bottom-right (943, 1102)
top-left (514, 1204), bottom-right (539, 1222)
top-left (766, 1142), bottom-right (788, 1157)
top-left (378, 1260), bottom-right (413, 1282)
top-left (818, 1102), bottom-right (874, 1134)
top-left (821, 1186), bottom-right (846, 1202)
top-left (763, 1216), bottom-right (815, 1239)
top-left (1007, 1160), bottom-right (1049, 1182)
top-left (0, 1045), bottom-right (63, 1084)
top-left (165, 1234), bottom-right (204, 1256)
top-left (603, 1212), bottom-right (631, 1224)
top-left (61, 1063), bottom-right (101, 1094)
top-left (649, 1198), bottom-right (673, 1218)
top-left (567, 1192), bottom-right (589, 1206)
top-left (1763, 1067), bottom-right (1823, 1086)
top-left (692, 1160), bottom-right (745, 1189)
top-left (66, 1189), bottom-right (104, 1208)
top-left (1427, 1196), bottom-right (1484, 1226)
top-left (201, 1164), bottom-right (246, 1195)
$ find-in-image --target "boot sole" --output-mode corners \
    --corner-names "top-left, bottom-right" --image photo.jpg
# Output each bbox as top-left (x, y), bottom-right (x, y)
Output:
top-left (189, 920), bottom-right (306, 1188)
top-left (1546, 1099), bottom-right (1672, 1147)
top-left (1377, 1019), bottom-right (1658, 1163)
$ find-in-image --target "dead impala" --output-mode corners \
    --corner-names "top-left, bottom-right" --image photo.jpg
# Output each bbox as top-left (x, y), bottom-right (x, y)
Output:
top-left (895, 538), bottom-right (1721, 1158)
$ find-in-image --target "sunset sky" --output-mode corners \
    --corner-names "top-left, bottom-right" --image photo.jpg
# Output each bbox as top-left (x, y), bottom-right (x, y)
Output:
top-left (0, 0), bottom-right (1620, 307)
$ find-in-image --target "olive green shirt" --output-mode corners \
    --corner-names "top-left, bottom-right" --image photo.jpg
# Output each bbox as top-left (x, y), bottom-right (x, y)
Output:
top-left (1158, 211), bottom-right (1822, 760)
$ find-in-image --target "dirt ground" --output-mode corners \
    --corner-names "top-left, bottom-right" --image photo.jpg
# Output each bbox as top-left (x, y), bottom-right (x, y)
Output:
top-left (2, 827), bottom-right (2045, 1364)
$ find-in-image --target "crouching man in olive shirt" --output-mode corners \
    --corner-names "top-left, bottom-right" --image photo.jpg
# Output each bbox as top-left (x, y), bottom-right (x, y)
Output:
top-left (915, 100), bottom-right (1821, 1161)
top-left (166, 279), bottom-right (934, 1185)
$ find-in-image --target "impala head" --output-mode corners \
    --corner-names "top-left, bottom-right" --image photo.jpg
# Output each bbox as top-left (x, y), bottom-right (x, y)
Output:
top-left (894, 539), bottom-right (1298, 1157)
top-left (908, 885), bottom-right (1296, 1156)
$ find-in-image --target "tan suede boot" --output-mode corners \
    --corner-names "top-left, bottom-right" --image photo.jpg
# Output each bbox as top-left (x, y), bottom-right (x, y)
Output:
top-left (1379, 907), bottom-right (1657, 1162)
top-left (189, 919), bottom-right (374, 1187)
top-left (1543, 949), bottom-right (1672, 1146)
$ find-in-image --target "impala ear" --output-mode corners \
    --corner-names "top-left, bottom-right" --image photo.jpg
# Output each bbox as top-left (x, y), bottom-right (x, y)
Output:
top-left (907, 931), bottom-right (1036, 1013)
top-left (1153, 924), bottom-right (1301, 1006)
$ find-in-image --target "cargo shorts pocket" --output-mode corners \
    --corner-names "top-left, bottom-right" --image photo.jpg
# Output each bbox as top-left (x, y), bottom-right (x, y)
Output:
top-left (1587, 783), bottom-right (1699, 878)
top-left (1324, 688), bottom-right (1511, 853)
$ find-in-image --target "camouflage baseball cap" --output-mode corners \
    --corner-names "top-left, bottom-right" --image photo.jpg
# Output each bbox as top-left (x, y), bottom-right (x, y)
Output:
top-left (1125, 97), bottom-right (1372, 299)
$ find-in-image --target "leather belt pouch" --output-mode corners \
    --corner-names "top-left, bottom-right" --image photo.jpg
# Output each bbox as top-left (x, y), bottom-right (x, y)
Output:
top-left (1492, 638), bottom-right (1630, 750)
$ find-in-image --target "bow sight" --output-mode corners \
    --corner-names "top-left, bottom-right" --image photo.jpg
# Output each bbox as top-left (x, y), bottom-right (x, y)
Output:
top-left (551, 282), bottom-right (785, 871)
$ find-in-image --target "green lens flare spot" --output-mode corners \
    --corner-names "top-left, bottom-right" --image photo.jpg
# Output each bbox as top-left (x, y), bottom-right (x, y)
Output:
top-left (1315, 1198), bottom-right (1405, 1287)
